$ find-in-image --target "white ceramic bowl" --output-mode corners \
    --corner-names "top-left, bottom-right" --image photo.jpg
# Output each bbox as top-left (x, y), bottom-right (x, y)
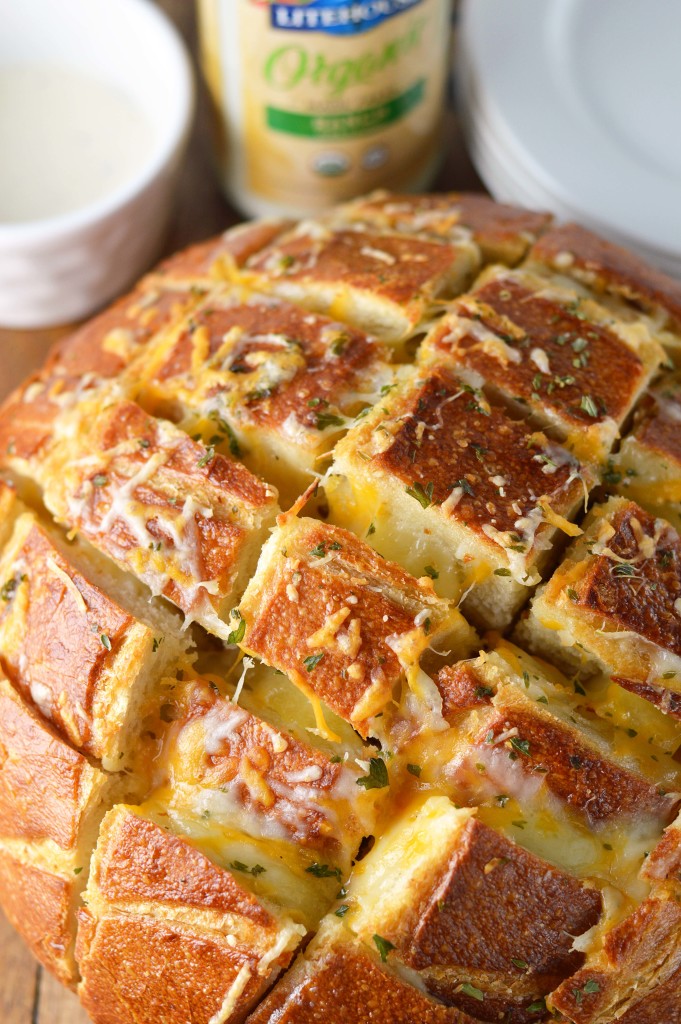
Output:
top-left (0, 0), bottom-right (194, 328)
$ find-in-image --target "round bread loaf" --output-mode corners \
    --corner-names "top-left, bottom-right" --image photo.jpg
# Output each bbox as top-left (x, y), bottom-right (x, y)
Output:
top-left (2, 193), bottom-right (681, 1024)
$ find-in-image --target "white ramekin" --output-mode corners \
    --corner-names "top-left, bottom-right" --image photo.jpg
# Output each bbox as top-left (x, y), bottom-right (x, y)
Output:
top-left (0, 0), bottom-right (194, 328)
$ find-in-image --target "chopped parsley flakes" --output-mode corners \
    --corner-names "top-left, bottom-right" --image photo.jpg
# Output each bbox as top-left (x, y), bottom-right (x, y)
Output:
top-left (356, 757), bottom-right (389, 790)
top-left (373, 934), bottom-right (395, 962)
top-left (405, 480), bottom-right (434, 508)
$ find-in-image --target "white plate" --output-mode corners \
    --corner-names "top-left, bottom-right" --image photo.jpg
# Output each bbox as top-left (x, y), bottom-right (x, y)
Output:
top-left (459, 0), bottom-right (681, 268)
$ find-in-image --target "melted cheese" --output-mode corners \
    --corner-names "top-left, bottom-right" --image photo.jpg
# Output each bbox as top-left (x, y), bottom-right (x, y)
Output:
top-left (208, 965), bottom-right (253, 1024)
top-left (538, 498), bottom-right (583, 537)
top-left (305, 608), bottom-right (352, 651)
top-left (386, 629), bottom-right (448, 734)
top-left (45, 557), bottom-right (88, 615)
top-left (101, 328), bottom-right (136, 360)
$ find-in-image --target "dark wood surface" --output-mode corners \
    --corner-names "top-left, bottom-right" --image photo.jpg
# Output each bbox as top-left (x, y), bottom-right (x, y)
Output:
top-left (0, 3), bottom-right (482, 1021)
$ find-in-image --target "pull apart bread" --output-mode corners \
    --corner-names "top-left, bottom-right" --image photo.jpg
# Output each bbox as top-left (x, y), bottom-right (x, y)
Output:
top-left (3, 197), bottom-right (681, 1024)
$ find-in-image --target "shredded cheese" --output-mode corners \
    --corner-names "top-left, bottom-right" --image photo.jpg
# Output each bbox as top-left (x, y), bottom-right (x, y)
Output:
top-left (539, 498), bottom-right (583, 537)
top-left (45, 557), bottom-right (88, 615)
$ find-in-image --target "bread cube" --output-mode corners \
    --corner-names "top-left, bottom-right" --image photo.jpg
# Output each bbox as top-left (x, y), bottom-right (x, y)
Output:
top-left (339, 189), bottom-right (553, 265)
top-left (130, 289), bottom-right (392, 505)
top-left (521, 497), bottom-right (681, 718)
top-left (527, 221), bottom-right (681, 363)
top-left (157, 676), bottom-right (381, 872)
top-left (235, 221), bottom-right (480, 349)
top-left (550, 892), bottom-right (681, 1024)
top-left (326, 363), bottom-right (595, 630)
top-left (419, 265), bottom-right (664, 464)
top-left (613, 373), bottom-right (681, 530)
top-left (0, 676), bottom-right (120, 984)
top-left (345, 796), bottom-right (602, 1021)
top-left (76, 804), bottom-right (306, 1024)
top-left (424, 646), bottom-right (680, 839)
top-left (155, 219), bottom-right (294, 284)
top-left (36, 393), bottom-right (278, 641)
top-left (0, 510), bottom-right (186, 769)
top-left (246, 919), bottom-right (473, 1024)
top-left (0, 281), bottom-right (203, 490)
top-left (0, 371), bottom-right (97, 495)
top-left (238, 515), bottom-right (475, 741)
top-left (0, 224), bottom-right (292, 490)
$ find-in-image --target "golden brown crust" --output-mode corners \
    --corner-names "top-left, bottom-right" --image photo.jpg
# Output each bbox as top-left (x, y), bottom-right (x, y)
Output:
top-left (0, 282), bottom-right (204, 481)
top-left (47, 282), bottom-right (203, 380)
top-left (0, 674), bottom-right (112, 985)
top-left (155, 220), bottom-right (294, 281)
top-left (371, 365), bottom-right (589, 549)
top-left (342, 190), bottom-right (552, 265)
top-left (246, 930), bottom-right (474, 1024)
top-left (435, 663), bottom-right (493, 718)
top-left (244, 225), bottom-right (469, 307)
top-left (470, 706), bottom-right (677, 827)
top-left (550, 894), bottom-right (681, 1024)
top-left (234, 221), bottom-right (479, 348)
top-left (240, 516), bottom-right (467, 735)
top-left (163, 679), bottom-right (375, 858)
top-left (77, 910), bottom-right (267, 1024)
top-left (153, 235), bottom-right (233, 284)
top-left (0, 848), bottom-right (76, 986)
top-left (390, 817), bottom-right (600, 1016)
top-left (0, 515), bottom-right (140, 755)
top-left (92, 808), bottom-right (273, 925)
top-left (629, 381), bottom-right (681, 465)
top-left (408, 815), bottom-right (601, 973)
top-left (642, 814), bottom-right (681, 883)
top-left (421, 271), bottom-right (655, 459)
top-left (0, 372), bottom-right (86, 475)
top-left (529, 222), bottom-right (681, 334)
top-left (0, 675), bottom-right (103, 850)
top-left (576, 503), bottom-right (681, 655)
top-left (78, 805), bottom-right (304, 1024)
top-left (135, 291), bottom-right (386, 446)
top-left (529, 497), bottom-right (681, 711)
top-left (40, 395), bottom-right (278, 628)
top-left (612, 965), bottom-right (681, 1024)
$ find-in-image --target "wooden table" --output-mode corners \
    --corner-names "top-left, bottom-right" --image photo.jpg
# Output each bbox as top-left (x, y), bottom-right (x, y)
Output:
top-left (0, 3), bottom-right (482, 1021)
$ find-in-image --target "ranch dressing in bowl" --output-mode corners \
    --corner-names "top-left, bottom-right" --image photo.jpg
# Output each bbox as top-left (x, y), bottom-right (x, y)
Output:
top-left (0, 65), bottom-right (153, 224)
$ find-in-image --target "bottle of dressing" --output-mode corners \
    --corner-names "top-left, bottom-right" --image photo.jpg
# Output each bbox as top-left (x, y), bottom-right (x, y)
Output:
top-left (198, 0), bottom-right (451, 218)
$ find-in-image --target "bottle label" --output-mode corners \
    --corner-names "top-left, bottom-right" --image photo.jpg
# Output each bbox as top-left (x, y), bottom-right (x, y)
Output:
top-left (200, 0), bottom-right (450, 214)
top-left (269, 0), bottom-right (424, 35)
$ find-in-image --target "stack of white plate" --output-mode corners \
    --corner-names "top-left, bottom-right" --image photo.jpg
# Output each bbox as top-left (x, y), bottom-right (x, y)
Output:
top-left (458, 0), bottom-right (681, 276)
